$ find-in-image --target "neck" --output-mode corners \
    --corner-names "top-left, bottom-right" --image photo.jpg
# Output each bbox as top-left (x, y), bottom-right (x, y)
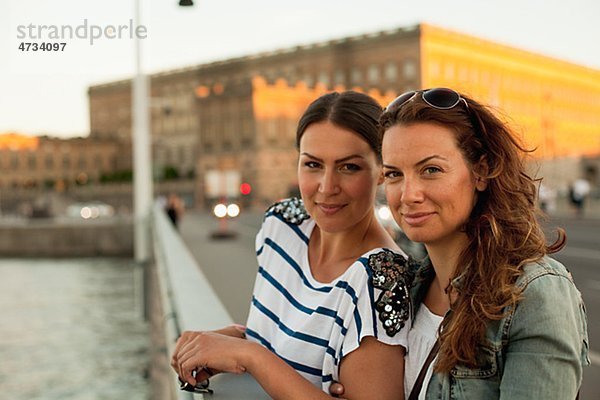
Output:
top-left (425, 233), bottom-right (469, 296)
top-left (309, 209), bottom-right (396, 280)
top-left (312, 211), bottom-right (373, 260)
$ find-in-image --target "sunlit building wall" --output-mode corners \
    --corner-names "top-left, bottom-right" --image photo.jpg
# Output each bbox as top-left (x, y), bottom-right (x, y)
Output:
top-left (88, 23), bottom-right (600, 206)
top-left (196, 76), bottom-right (396, 206)
top-left (419, 24), bottom-right (600, 188)
top-left (0, 133), bottom-right (119, 189)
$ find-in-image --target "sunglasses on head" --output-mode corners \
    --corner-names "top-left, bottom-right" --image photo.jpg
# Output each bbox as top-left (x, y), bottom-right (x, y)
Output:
top-left (385, 87), bottom-right (469, 112)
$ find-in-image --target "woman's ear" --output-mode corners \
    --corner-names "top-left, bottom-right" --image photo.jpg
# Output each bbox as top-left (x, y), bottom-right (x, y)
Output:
top-left (474, 156), bottom-right (489, 192)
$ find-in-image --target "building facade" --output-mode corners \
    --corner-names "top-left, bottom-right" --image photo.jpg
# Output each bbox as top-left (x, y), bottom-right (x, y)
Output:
top-left (0, 133), bottom-right (120, 190)
top-left (88, 23), bottom-right (600, 207)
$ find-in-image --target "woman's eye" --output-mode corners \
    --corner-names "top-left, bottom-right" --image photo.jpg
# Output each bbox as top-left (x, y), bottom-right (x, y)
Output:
top-left (423, 166), bottom-right (442, 175)
top-left (304, 161), bottom-right (320, 169)
top-left (341, 163), bottom-right (361, 172)
top-left (384, 171), bottom-right (401, 179)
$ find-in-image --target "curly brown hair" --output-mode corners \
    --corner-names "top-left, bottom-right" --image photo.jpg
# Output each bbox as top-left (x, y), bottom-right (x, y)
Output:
top-left (380, 90), bottom-right (566, 371)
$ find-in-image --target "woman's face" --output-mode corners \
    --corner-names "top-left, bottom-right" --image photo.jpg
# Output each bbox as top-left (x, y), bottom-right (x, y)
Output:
top-left (382, 122), bottom-right (486, 248)
top-left (298, 121), bottom-right (382, 233)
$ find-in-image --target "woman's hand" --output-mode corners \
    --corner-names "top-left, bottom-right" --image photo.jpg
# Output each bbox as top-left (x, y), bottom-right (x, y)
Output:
top-left (171, 330), bottom-right (251, 386)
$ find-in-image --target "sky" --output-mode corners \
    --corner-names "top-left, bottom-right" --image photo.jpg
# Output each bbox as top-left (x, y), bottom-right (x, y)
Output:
top-left (1, 0), bottom-right (599, 138)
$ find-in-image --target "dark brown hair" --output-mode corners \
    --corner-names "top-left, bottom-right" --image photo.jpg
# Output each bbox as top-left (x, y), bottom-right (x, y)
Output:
top-left (380, 91), bottom-right (566, 371)
top-left (296, 91), bottom-right (383, 161)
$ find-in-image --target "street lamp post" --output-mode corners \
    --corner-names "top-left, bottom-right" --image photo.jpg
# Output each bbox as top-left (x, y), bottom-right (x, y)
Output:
top-left (132, 0), bottom-right (153, 264)
top-left (132, 0), bottom-right (194, 264)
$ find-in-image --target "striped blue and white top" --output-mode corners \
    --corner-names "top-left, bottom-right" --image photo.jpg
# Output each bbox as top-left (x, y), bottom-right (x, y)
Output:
top-left (246, 199), bottom-right (410, 392)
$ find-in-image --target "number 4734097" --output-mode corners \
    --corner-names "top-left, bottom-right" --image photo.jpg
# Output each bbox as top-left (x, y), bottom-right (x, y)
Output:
top-left (18, 42), bottom-right (67, 51)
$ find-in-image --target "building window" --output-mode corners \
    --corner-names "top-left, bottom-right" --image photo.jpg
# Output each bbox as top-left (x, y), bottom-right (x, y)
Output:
top-left (28, 154), bottom-right (37, 170)
top-left (45, 155), bottom-right (54, 169)
top-left (267, 119), bottom-right (277, 142)
top-left (334, 69), bottom-right (345, 86)
top-left (458, 66), bottom-right (468, 82)
top-left (429, 61), bottom-right (440, 78)
top-left (11, 153), bottom-right (19, 169)
top-left (385, 62), bottom-right (397, 82)
top-left (63, 155), bottom-right (71, 169)
top-left (351, 67), bottom-right (362, 84)
top-left (367, 64), bottom-right (380, 84)
top-left (285, 66), bottom-right (297, 83)
top-left (317, 71), bottom-right (330, 87)
top-left (404, 59), bottom-right (417, 80)
top-left (443, 63), bottom-right (455, 80)
top-left (302, 73), bottom-right (314, 87)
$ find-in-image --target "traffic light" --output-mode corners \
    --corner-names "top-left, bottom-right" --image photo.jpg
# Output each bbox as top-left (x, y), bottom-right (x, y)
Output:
top-left (240, 182), bottom-right (252, 195)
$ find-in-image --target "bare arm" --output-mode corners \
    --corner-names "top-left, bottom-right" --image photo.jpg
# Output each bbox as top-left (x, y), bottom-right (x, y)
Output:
top-left (174, 330), bottom-right (333, 399)
top-left (338, 337), bottom-right (405, 400)
top-left (173, 332), bottom-right (405, 400)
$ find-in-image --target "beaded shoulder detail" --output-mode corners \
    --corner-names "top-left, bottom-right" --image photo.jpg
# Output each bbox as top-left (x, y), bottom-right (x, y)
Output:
top-left (369, 250), bottom-right (415, 337)
top-left (266, 197), bottom-right (310, 225)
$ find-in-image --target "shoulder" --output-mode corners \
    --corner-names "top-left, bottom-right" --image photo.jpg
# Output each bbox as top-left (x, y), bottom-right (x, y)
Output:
top-left (264, 197), bottom-right (311, 226)
top-left (508, 256), bottom-right (584, 324)
top-left (502, 256), bottom-right (587, 359)
top-left (364, 248), bottom-right (415, 337)
top-left (257, 198), bottom-right (312, 247)
top-left (363, 248), bottom-right (415, 284)
top-left (516, 256), bottom-right (576, 291)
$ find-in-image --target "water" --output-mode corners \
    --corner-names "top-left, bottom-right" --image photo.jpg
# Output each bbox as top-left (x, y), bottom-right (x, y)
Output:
top-left (0, 258), bottom-right (149, 400)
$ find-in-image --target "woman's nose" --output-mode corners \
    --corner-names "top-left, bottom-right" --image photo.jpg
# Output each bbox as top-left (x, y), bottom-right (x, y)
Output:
top-left (318, 170), bottom-right (340, 195)
top-left (401, 178), bottom-right (424, 204)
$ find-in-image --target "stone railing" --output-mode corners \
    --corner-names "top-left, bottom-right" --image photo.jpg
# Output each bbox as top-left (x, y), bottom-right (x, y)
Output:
top-left (151, 204), bottom-right (269, 399)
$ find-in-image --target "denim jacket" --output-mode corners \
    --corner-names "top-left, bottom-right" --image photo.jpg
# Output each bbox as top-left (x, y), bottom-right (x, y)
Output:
top-left (410, 256), bottom-right (590, 400)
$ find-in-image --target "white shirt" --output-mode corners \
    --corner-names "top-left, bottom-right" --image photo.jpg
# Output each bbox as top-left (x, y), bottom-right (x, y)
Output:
top-left (405, 304), bottom-right (444, 400)
top-left (246, 200), bottom-right (411, 392)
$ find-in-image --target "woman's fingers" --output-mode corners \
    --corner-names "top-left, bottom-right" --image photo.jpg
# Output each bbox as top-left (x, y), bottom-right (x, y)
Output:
top-left (172, 330), bottom-right (249, 384)
top-left (180, 359), bottom-right (199, 386)
top-left (171, 331), bottom-right (194, 370)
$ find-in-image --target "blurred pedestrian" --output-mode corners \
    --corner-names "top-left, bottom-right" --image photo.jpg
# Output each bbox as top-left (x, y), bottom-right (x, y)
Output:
top-left (569, 178), bottom-right (591, 217)
top-left (165, 193), bottom-right (184, 229)
top-left (538, 182), bottom-right (556, 214)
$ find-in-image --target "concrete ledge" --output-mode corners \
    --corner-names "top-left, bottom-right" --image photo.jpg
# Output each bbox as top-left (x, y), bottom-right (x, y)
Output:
top-left (151, 204), bottom-right (269, 400)
top-left (0, 217), bottom-right (133, 257)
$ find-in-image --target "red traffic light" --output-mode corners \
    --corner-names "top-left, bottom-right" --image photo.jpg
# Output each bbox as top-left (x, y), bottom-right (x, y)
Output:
top-left (240, 183), bottom-right (252, 195)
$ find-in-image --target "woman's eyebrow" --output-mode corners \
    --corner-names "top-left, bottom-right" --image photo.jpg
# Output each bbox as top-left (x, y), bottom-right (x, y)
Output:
top-left (300, 152), bottom-right (364, 163)
top-left (415, 155), bottom-right (448, 166)
top-left (383, 155), bottom-right (448, 170)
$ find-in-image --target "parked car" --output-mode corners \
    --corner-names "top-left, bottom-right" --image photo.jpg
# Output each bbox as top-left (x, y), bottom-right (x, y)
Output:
top-left (66, 202), bottom-right (115, 219)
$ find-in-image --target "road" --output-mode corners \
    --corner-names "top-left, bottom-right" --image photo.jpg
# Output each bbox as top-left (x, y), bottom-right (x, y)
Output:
top-left (180, 210), bottom-right (600, 399)
top-left (544, 216), bottom-right (600, 400)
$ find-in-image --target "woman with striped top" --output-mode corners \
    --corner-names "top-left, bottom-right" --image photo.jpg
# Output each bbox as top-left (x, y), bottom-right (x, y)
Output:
top-left (172, 91), bottom-right (413, 399)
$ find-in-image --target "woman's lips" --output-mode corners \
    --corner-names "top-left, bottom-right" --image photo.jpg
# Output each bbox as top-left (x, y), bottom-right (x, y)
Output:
top-left (317, 203), bottom-right (346, 215)
top-left (402, 212), bottom-right (434, 226)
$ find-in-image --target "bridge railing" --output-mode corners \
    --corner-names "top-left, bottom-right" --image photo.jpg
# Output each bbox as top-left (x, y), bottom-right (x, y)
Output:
top-left (152, 204), bottom-right (269, 399)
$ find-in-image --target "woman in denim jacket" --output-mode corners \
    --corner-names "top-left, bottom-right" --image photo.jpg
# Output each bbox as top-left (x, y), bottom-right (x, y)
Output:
top-left (331, 88), bottom-right (589, 399)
